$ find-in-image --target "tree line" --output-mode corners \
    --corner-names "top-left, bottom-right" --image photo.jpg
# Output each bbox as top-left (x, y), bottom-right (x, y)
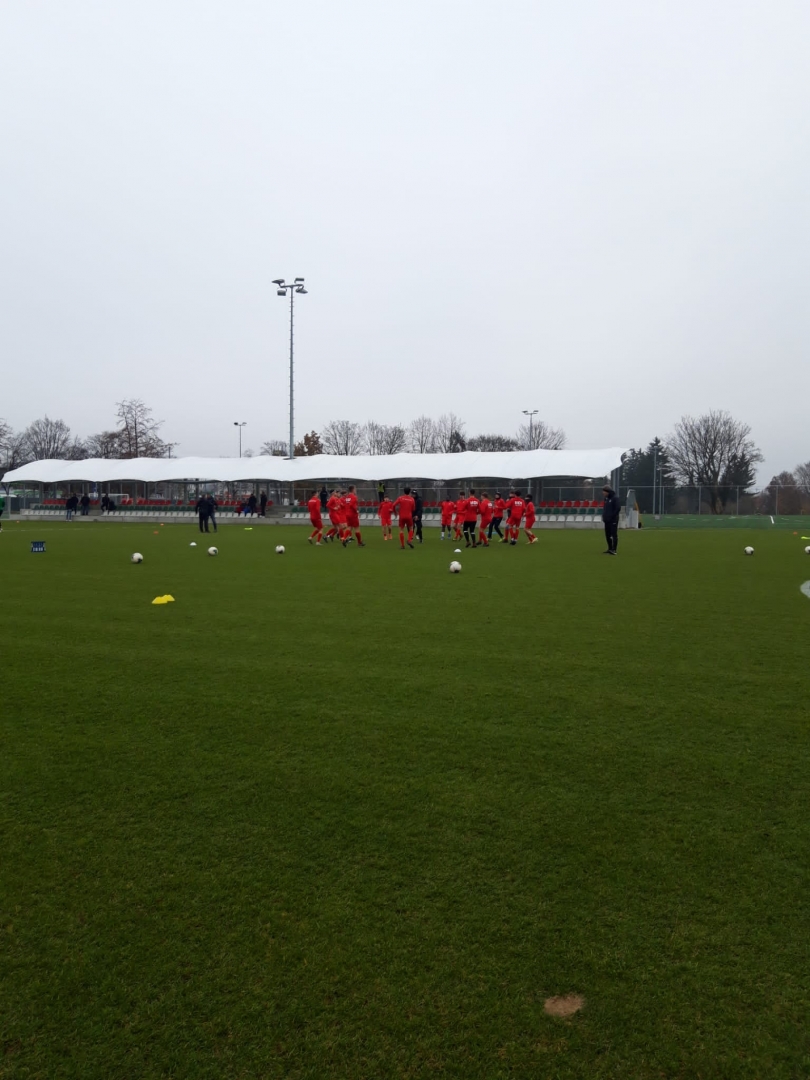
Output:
top-left (260, 414), bottom-right (566, 457)
top-left (0, 400), bottom-right (174, 474)
top-left (623, 410), bottom-right (809, 514)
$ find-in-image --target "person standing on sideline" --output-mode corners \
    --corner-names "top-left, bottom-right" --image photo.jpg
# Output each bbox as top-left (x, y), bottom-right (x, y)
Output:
top-left (478, 492), bottom-right (493, 547)
top-left (602, 485), bottom-right (620, 554)
top-left (463, 489), bottom-right (480, 547)
top-left (307, 490), bottom-right (323, 544)
top-left (80, 493), bottom-right (90, 516)
top-left (378, 496), bottom-right (394, 540)
top-left (65, 493), bottom-right (78, 520)
top-left (377, 481), bottom-right (385, 503)
top-left (393, 487), bottom-right (416, 549)
top-left (412, 490), bottom-right (424, 543)
top-left (259, 491), bottom-right (268, 516)
top-left (489, 492), bottom-right (506, 540)
top-left (319, 486), bottom-right (329, 511)
top-left (195, 494), bottom-right (210, 533)
top-left (523, 497), bottom-right (538, 544)
top-left (247, 492), bottom-right (257, 516)
top-left (206, 493), bottom-right (219, 532)
top-left (440, 497), bottom-right (455, 539)
top-left (342, 485), bottom-right (365, 546)
top-left (0, 491), bottom-right (5, 531)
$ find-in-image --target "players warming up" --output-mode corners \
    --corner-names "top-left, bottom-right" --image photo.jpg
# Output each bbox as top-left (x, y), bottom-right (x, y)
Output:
top-left (463, 489), bottom-right (480, 547)
top-left (478, 492), bottom-right (493, 547)
top-left (379, 496), bottom-right (394, 540)
top-left (393, 487), bottom-right (416, 549)
top-left (325, 489), bottom-right (349, 544)
top-left (440, 497), bottom-right (455, 539)
top-left (453, 491), bottom-right (467, 540)
top-left (503, 490), bottom-right (526, 545)
top-left (342, 485), bottom-right (365, 546)
top-left (307, 490), bottom-right (323, 545)
top-left (523, 496), bottom-right (538, 544)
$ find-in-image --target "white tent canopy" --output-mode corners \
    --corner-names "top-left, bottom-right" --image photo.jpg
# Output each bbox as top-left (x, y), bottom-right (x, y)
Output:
top-left (3, 447), bottom-right (627, 485)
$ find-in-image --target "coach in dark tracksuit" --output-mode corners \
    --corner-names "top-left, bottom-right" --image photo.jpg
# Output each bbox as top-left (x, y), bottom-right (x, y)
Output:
top-left (412, 490), bottom-right (424, 543)
top-left (196, 496), bottom-right (210, 533)
top-left (602, 485), bottom-right (620, 555)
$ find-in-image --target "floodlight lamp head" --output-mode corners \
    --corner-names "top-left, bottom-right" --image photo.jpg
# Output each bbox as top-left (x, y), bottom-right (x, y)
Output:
top-left (277, 289), bottom-right (286, 296)
top-left (294, 277), bottom-right (304, 282)
top-left (272, 278), bottom-right (284, 286)
top-left (296, 287), bottom-right (307, 294)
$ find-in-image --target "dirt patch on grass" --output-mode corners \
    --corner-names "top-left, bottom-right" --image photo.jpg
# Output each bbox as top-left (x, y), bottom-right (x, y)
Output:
top-left (544, 994), bottom-right (585, 1018)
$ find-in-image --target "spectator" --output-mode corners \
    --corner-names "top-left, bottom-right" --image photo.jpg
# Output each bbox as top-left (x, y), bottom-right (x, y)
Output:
top-left (247, 492), bottom-right (257, 516)
top-left (101, 494), bottom-right (109, 513)
top-left (377, 481), bottom-right (385, 503)
top-left (320, 485), bottom-right (328, 510)
top-left (259, 491), bottom-right (268, 517)
top-left (206, 493), bottom-right (219, 532)
top-left (602, 485), bottom-right (621, 555)
top-left (80, 493), bottom-right (91, 516)
top-left (65, 493), bottom-right (78, 521)
top-left (0, 491), bottom-right (4, 532)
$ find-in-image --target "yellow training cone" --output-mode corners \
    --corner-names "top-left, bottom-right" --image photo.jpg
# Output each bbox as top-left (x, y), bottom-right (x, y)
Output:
top-left (151, 595), bottom-right (176, 605)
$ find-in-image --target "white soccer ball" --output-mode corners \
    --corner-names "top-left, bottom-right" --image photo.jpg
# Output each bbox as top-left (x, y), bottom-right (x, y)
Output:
top-left (208, 546), bottom-right (218, 556)
top-left (454, 549), bottom-right (462, 553)
top-left (805, 546), bottom-right (810, 555)
top-left (449, 560), bottom-right (462, 573)
top-left (190, 542), bottom-right (197, 547)
top-left (131, 552), bottom-right (143, 563)
top-left (275, 545), bottom-right (285, 555)
top-left (744, 546), bottom-right (754, 556)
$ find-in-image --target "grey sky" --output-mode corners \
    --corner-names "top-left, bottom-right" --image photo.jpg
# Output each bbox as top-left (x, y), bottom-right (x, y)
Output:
top-left (1, 0), bottom-right (808, 480)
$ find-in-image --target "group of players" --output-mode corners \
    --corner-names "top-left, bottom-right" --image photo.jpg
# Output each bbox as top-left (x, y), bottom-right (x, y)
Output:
top-left (304, 486), bottom-right (537, 549)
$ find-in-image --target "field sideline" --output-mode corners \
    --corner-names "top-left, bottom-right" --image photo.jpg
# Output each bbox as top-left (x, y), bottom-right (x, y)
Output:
top-left (1, 523), bottom-right (809, 1078)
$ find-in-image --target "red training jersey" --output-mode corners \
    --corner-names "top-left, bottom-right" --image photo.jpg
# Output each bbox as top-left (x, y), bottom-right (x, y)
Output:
top-left (464, 496), bottom-right (480, 521)
top-left (307, 496), bottom-right (322, 522)
top-left (379, 499), bottom-right (394, 524)
top-left (393, 494), bottom-right (415, 520)
top-left (494, 498), bottom-right (506, 517)
top-left (327, 494), bottom-right (345, 522)
top-left (342, 492), bottom-right (359, 522)
top-left (455, 497), bottom-right (467, 520)
top-left (479, 498), bottom-right (493, 524)
top-left (524, 500), bottom-right (536, 525)
top-left (505, 497), bottom-right (525, 521)
top-left (441, 499), bottom-right (455, 521)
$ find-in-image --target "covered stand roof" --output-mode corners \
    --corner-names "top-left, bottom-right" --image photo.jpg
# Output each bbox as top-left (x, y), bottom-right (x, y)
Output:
top-left (3, 447), bottom-right (627, 485)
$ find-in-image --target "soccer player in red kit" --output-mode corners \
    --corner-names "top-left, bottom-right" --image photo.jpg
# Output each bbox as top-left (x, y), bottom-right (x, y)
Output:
top-left (523, 497), bottom-right (538, 543)
top-left (342, 484), bottom-right (365, 546)
top-left (490, 492), bottom-right (506, 541)
top-left (440, 498), bottom-right (455, 539)
top-left (478, 491), bottom-right (493, 546)
top-left (325, 490), bottom-right (347, 543)
top-left (463, 489), bottom-right (480, 547)
top-left (306, 489), bottom-right (323, 545)
top-left (393, 487), bottom-right (416, 548)
top-left (453, 492), bottom-right (467, 540)
top-left (504, 491), bottom-right (526, 545)
top-left (379, 497), bottom-right (394, 540)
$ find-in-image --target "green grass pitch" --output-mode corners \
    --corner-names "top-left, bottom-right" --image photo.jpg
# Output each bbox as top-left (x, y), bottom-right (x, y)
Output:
top-left (1, 522), bottom-right (809, 1078)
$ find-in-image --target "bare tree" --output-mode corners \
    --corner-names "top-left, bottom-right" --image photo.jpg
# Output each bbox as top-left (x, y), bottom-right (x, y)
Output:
top-left (434, 413), bottom-right (466, 453)
top-left (23, 417), bottom-right (73, 459)
top-left (795, 460), bottom-right (810, 497)
top-left (115, 399), bottom-right (167, 458)
top-left (322, 420), bottom-right (364, 456)
top-left (468, 433), bottom-right (519, 452)
top-left (0, 420), bottom-right (30, 476)
top-left (666, 410), bottom-right (762, 514)
top-left (261, 439), bottom-right (288, 457)
top-left (408, 415), bottom-right (437, 453)
top-left (365, 422), bottom-right (407, 455)
top-left (516, 420), bottom-right (566, 450)
top-left (86, 430), bottom-right (125, 458)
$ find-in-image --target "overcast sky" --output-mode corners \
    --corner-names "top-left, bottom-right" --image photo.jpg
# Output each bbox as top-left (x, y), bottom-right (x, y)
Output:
top-left (1, 0), bottom-right (808, 479)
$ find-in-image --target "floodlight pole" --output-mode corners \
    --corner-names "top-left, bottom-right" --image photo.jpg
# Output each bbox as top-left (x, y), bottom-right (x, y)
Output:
top-left (273, 277), bottom-right (308, 460)
top-left (233, 421), bottom-right (246, 458)
top-left (522, 409), bottom-right (538, 449)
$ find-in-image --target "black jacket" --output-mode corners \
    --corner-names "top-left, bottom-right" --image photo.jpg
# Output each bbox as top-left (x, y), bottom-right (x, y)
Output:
top-left (196, 498), bottom-right (209, 516)
top-left (413, 493), bottom-right (423, 517)
top-left (206, 496), bottom-right (218, 514)
top-left (602, 489), bottom-right (621, 523)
